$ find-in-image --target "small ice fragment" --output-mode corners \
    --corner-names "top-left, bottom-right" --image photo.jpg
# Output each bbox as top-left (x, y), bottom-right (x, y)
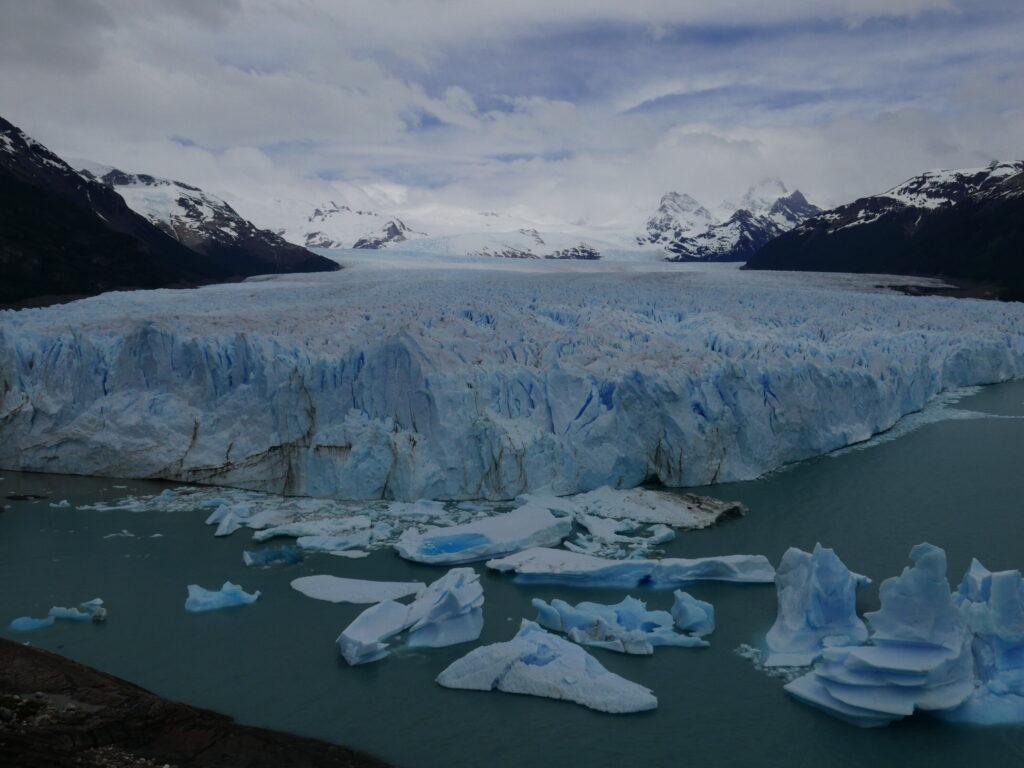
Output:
top-left (242, 545), bottom-right (302, 567)
top-left (671, 591), bottom-right (715, 637)
top-left (184, 582), bottom-right (260, 612)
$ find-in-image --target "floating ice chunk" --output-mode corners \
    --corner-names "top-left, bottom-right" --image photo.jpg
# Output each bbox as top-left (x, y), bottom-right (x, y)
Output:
top-left (534, 486), bottom-right (747, 529)
top-left (533, 595), bottom-right (708, 654)
top-left (672, 591), bottom-right (715, 637)
top-left (49, 499), bottom-right (71, 508)
top-left (337, 600), bottom-right (411, 666)
top-left (487, 547), bottom-right (774, 587)
top-left (184, 582), bottom-right (260, 612)
top-left (337, 568), bottom-right (484, 665)
top-left (331, 550), bottom-right (370, 559)
top-left (394, 506), bottom-right (571, 565)
top-left (103, 529), bottom-right (135, 539)
top-left (296, 530), bottom-right (372, 553)
top-left (436, 620), bottom-right (658, 713)
top-left (941, 560), bottom-right (1024, 724)
top-left (765, 544), bottom-right (868, 667)
top-left (785, 543), bottom-right (974, 727)
top-left (242, 545), bottom-right (302, 567)
top-left (9, 598), bottom-right (107, 630)
top-left (291, 575), bottom-right (425, 604)
top-left (252, 515), bottom-right (372, 543)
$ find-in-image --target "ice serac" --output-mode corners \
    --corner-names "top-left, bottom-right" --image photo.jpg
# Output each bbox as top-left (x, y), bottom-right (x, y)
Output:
top-left (2, 263), bottom-right (1024, 500)
top-left (533, 596), bottom-right (708, 654)
top-left (784, 544), bottom-right (974, 727)
top-left (436, 619), bottom-right (658, 713)
top-left (290, 575), bottom-right (425, 604)
top-left (942, 559), bottom-right (1024, 724)
top-left (765, 544), bottom-right (869, 667)
top-left (337, 568), bottom-right (483, 665)
top-left (184, 582), bottom-right (260, 612)
top-left (486, 547), bottom-right (774, 587)
top-left (394, 505), bottom-right (571, 565)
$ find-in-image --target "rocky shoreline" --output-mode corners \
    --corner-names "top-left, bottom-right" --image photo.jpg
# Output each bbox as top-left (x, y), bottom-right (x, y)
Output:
top-left (0, 639), bottom-right (390, 768)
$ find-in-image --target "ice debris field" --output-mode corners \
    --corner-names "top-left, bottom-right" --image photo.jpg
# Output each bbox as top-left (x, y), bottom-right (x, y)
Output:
top-left (2, 260), bottom-right (1024, 500)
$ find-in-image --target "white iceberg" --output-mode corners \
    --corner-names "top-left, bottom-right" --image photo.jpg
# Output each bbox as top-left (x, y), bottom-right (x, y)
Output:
top-left (291, 575), bottom-right (425, 604)
top-left (436, 619), bottom-right (658, 713)
top-left (486, 547), bottom-right (774, 587)
top-left (671, 591), bottom-right (715, 637)
top-left (784, 544), bottom-right (974, 727)
top-left (337, 568), bottom-right (483, 665)
top-left (533, 595), bottom-right (708, 654)
top-left (394, 505), bottom-right (571, 565)
top-left (184, 582), bottom-right (260, 612)
top-left (765, 544), bottom-right (869, 667)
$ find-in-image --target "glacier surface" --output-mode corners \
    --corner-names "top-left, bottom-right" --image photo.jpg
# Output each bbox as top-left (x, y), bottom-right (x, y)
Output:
top-left (436, 619), bottom-right (658, 713)
top-left (2, 260), bottom-right (1023, 500)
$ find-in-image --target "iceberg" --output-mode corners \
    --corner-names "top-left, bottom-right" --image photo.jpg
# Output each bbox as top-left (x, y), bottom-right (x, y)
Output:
top-left (533, 595), bottom-right (708, 654)
top-left (784, 544), bottom-right (974, 727)
top-left (436, 619), bottom-right (658, 713)
top-left (3, 263), bottom-right (1023, 501)
top-left (671, 590), bottom-right (715, 637)
top-left (765, 544), bottom-right (869, 667)
top-left (487, 547), bottom-right (774, 587)
top-left (184, 582), bottom-right (260, 612)
top-left (291, 575), bottom-right (425, 604)
top-left (337, 568), bottom-right (483, 665)
top-left (394, 505), bottom-right (571, 565)
top-left (941, 559), bottom-right (1024, 724)
top-left (9, 598), bottom-right (107, 631)
top-left (242, 545), bottom-right (302, 567)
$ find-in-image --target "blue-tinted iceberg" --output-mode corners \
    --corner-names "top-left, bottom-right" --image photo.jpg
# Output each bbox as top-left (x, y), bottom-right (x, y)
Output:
top-left (184, 582), bottom-right (260, 612)
top-left (785, 544), bottom-right (973, 727)
top-left (533, 595), bottom-right (708, 654)
top-left (766, 544), bottom-right (869, 667)
top-left (671, 590), bottom-right (715, 637)
top-left (487, 547), bottom-right (774, 587)
top-left (337, 568), bottom-right (483, 665)
top-left (243, 545), bottom-right (302, 567)
top-left (9, 598), bottom-right (107, 631)
top-left (941, 559), bottom-right (1024, 724)
top-left (394, 505), bottom-right (571, 565)
top-left (436, 619), bottom-right (658, 713)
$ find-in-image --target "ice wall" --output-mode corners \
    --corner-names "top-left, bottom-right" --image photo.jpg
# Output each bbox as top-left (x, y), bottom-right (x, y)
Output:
top-left (2, 265), bottom-right (1023, 500)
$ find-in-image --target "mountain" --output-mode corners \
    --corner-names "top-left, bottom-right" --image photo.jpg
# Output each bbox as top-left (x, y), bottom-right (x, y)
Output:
top-left (77, 163), bottom-right (336, 276)
top-left (744, 161), bottom-right (1024, 300)
top-left (284, 200), bottom-right (426, 249)
top-left (638, 180), bottom-right (819, 262)
top-left (0, 115), bottom-right (337, 307)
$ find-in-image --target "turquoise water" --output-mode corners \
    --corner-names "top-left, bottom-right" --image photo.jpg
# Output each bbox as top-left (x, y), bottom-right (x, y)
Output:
top-left (2, 382), bottom-right (1024, 767)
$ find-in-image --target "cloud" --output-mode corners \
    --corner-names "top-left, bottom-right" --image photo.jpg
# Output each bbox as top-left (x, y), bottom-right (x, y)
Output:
top-left (0, 0), bottom-right (1021, 230)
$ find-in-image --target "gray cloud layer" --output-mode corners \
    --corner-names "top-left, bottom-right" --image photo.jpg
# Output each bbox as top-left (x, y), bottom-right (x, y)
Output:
top-left (2, 0), bottom-right (1021, 227)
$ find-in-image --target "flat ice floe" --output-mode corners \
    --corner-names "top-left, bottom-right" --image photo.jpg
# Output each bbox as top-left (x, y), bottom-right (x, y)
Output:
top-left (3, 259), bottom-right (1023, 500)
top-left (291, 575), bottom-right (425, 604)
top-left (486, 547), bottom-right (775, 586)
top-left (436, 619), bottom-right (658, 713)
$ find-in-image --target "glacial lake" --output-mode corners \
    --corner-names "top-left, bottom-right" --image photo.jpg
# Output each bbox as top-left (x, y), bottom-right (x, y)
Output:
top-left (2, 380), bottom-right (1024, 768)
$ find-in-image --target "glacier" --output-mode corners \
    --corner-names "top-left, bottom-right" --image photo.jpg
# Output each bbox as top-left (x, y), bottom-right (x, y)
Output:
top-left (2, 260), bottom-right (1023, 500)
top-left (532, 595), bottom-right (709, 653)
top-left (765, 544), bottom-right (869, 667)
top-left (184, 582), bottom-right (260, 612)
top-left (436, 619), bottom-right (658, 713)
top-left (487, 547), bottom-right (775, 586)
top-left (337, 567), bottom-right (483, 665)
top-left (394, 505), bottom-right (571, 564)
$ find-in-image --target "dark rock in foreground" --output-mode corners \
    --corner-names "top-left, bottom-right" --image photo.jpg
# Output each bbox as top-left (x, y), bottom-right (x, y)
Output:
top-left (0, 638), bottom-right (390, 768)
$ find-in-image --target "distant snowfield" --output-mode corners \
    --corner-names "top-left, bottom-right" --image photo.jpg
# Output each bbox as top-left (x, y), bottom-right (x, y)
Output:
top-left (1, 252), bottom-right (1021, 500)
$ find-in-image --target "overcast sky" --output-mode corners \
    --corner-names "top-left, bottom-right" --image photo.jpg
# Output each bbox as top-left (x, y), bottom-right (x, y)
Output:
top-left (2, 0), bottom-right (1022, 228)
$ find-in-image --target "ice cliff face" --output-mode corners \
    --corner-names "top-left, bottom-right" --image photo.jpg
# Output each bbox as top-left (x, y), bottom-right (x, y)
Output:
top-left (1, 263), bottom-right (1023, 500)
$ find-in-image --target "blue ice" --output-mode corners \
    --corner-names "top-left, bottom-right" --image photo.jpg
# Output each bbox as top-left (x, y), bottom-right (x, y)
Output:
top-left (184, 582), bottom-right (260, 612)
top-left (243, 545), bottom-right (302, 567)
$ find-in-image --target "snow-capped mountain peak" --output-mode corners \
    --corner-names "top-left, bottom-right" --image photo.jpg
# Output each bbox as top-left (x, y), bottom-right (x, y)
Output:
top-left (739, 177), bottom-right (790, 214)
